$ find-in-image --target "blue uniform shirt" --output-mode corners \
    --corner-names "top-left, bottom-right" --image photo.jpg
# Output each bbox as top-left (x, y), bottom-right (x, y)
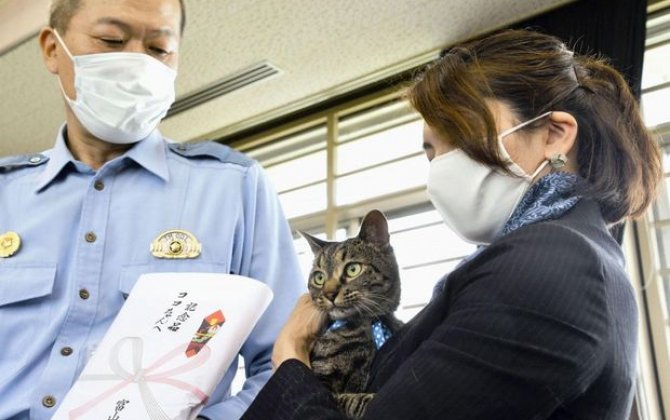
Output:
top-left (0, 127), bottom-right (305, 419)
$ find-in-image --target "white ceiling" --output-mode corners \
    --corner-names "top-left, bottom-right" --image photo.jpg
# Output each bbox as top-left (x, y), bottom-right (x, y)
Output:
top-left (0, 0), bottom-right (570, 157)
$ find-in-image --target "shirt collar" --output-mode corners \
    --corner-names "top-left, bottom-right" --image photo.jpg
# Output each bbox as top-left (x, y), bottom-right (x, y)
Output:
top-left (35, 126), bottom-right (170, 192)
top-left (124, 129), bottom-right (170, 183)
top-left (35, 124), bottom-right (77, 192)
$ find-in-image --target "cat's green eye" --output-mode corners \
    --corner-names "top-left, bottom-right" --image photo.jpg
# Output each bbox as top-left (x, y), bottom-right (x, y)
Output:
top-left (311, 271), bottom-right (326, 286)
top-left (345, 262), bottom-right (363, 278)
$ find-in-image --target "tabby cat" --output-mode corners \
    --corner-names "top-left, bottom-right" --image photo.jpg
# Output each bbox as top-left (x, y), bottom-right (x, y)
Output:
top-left (301, 210), bottom-right (403, 419)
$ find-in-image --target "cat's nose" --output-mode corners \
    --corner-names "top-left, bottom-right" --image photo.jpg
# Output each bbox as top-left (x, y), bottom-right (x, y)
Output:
top-left (322, 281), bottom-right (338, 302)
top-left (323, 290), bottom-right (337, 302)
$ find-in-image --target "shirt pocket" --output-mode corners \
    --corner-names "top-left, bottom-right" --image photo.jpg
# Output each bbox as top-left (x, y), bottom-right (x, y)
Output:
top-left (0, 264), bottom-right (57, 307)
top-left (118, 262), bottom-right (230, 297)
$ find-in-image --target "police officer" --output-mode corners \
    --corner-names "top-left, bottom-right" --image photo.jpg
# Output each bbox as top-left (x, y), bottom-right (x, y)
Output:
top-left (0, 0), bottom-right (304, 418)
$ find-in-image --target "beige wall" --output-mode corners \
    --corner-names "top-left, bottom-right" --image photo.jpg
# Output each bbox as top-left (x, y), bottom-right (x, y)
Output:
top-left (0, 0), bottom-right (49, 55)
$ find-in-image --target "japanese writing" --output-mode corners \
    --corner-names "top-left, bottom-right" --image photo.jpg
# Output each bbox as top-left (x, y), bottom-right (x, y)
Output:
top-left (107, 399), bottom-right (129, 420)
top-left (153, 292), bottom-right (198, 332)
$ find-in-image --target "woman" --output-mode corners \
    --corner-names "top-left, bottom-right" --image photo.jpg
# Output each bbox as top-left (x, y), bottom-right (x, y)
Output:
top-left (242, 29), bottom-right (661, 420)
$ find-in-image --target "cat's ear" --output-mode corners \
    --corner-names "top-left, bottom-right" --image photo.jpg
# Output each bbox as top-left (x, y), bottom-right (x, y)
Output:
top-left (358, 210), bottom-right (390, 247)
top-left (299, 231), bottom-right (328, 254)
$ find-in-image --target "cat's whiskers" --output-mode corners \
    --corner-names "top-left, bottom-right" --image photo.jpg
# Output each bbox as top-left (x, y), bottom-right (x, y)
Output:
top-left (360, 306), bottom-right (377, 319)
top-left (342, 289), bottom-right (360, 304)
top-left (365, 292), bottom-right (398, 309)
top-left (357, 293), bottom-right (400, 318)
top-left (355, 298), bottom-right (386, 320)
top-left (364, 291), bottom-right (396, 303)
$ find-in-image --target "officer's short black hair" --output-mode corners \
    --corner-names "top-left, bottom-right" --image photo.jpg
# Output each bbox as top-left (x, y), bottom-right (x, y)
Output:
top-left (49, 0), bottom-right (186, 34)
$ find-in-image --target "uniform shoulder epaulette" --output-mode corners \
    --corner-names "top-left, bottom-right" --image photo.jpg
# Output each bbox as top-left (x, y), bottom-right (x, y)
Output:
top-left (0, 153), bottom-right (49, 172)
top-left (168, 141), bottom-right (253, 167)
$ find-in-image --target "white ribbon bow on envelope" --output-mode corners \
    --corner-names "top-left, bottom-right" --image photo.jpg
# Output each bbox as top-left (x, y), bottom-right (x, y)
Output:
top-left (70, 337), bottom-right (210, 419)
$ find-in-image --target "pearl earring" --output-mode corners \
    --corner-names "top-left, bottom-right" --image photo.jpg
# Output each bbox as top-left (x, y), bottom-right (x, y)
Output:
top-left (549, 153), bottom-right (567, 169)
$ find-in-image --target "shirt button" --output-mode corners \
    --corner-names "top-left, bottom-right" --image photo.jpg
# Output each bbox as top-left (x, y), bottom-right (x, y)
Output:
top-left (60, 346), bottom-right (73, 356)
top-left (94, 181), bottom-right (105, 191)
top-left (85, 232), bottom-right (97, 243)
top-left (42, 395), bottom-right (56, 408)
top-left (29, 156), bottom-right (42, 164)
top-left (79, 289), bottom-right (90, 300)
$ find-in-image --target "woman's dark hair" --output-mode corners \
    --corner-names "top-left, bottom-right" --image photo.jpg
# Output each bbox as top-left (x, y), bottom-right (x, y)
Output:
top-left (408, 29), bottom-right (662, 223)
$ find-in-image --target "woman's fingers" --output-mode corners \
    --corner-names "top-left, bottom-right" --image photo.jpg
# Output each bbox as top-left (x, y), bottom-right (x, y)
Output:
top-left (272, 293), bottom-right (325, 369)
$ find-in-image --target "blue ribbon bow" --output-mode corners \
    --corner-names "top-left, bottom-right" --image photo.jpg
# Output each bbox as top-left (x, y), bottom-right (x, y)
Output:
top-left (329, 319), bottom-right (392, 349)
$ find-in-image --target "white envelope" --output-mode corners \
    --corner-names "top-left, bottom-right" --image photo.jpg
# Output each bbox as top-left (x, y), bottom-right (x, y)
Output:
top-left (53, 272), bottom-right (273, 420)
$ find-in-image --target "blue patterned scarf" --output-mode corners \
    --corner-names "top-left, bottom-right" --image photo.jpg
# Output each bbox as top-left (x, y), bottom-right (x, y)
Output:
top-left (432, 172), bottom-right (581, 297)
top-left (500, 172), bottom-right (580, 236)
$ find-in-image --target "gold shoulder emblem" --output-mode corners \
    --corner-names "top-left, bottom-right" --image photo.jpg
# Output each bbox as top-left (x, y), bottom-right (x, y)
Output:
top-left (0, 231), bottom-right (21, 258)
top-left (150, 229), bottom-right (202, 259)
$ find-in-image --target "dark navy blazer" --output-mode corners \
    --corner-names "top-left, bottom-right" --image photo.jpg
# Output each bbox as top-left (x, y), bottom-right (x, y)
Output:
top-left (243, 199), bottom-right (638, 420)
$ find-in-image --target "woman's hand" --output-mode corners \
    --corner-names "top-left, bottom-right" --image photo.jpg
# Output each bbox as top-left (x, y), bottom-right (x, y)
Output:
top-left (272, 293), bottom-right (325, 370)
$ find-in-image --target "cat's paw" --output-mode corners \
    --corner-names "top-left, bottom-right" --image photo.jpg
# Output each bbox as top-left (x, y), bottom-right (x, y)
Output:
top-left (334, 392), bottom-right (374, 419)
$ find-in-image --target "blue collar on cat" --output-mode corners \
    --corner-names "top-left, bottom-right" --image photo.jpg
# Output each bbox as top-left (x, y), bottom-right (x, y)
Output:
top-left (328, 319), bottom-right (393, 350)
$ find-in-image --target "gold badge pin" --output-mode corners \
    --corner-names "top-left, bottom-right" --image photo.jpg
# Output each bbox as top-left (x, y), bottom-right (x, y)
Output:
top-left (150, 229), bottom-right (201, 259)
top-left (0, 231), bottom-right (21, 258)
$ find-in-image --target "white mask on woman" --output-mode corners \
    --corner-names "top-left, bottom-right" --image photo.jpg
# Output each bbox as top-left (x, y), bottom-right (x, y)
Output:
top-left (427, 112), bottom-right (552, 245)
top-left (53, 30), bottom-right (177, 144)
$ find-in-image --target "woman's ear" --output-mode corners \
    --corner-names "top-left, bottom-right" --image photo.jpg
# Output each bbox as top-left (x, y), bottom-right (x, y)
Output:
top-left (39, 27), bottom-right (59, 75)
top-left (545, 111), bottom-right (578, 160)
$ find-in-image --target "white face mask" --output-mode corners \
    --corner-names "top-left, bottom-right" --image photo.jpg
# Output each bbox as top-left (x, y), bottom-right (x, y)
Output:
top-left (427, 112), bottom-right (552, 245)
top-left (54, 30), bottom-right (177, 144)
